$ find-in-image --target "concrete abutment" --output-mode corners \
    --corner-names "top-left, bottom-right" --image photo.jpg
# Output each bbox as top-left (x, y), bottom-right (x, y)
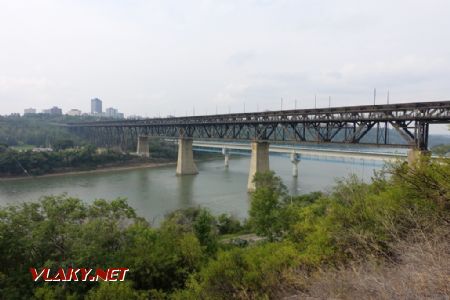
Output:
top-left (247, 141), bottom-right (270, 192)
top-left (407, 148), bottom-right (431, 166)
top-left (176, 138), bottom-right (198, 175)
top-left (136, 136), bottom-right (150, 157)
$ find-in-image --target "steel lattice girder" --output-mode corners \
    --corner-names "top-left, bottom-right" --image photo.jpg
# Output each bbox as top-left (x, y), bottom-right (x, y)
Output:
top-left (67, 101), bottom-right (450, 150)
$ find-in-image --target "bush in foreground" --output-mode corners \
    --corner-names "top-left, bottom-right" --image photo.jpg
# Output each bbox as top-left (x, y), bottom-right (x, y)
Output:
top-left (0, 157), bottom-right (448, 299)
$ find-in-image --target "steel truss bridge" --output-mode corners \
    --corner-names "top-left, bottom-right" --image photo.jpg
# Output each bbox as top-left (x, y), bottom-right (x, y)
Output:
top-left (67, 101), bottom-right (450, 150)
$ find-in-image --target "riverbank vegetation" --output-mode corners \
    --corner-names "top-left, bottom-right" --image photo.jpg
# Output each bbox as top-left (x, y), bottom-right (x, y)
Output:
top-left (0, 146), bottom-right (137, 177)
top-left (0, 144), bottom-right (178, 178)
top-left (0, 137), bottom-right (185, 178)
top-left (0, 157), bottom-right (448, 299)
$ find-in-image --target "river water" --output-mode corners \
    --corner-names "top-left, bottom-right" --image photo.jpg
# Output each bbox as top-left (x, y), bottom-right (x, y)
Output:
top-left (0, 155), bottom-right (383, 223)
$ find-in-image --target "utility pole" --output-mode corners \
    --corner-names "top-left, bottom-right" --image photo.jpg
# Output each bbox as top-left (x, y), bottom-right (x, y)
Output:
top-left (328, 96), bottom-right (331, 109)
top-left (387, 90), bottom-right (390, 104)
top-left (314, 94), bottom-right (317, 109)
top-left (373, 88), bottom-right (376, 105)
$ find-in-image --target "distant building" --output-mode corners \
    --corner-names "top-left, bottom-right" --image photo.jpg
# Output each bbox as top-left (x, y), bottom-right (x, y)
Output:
top-left (105, 107), bottom-right (125, 119)
top-left (42, 106), bottom-right (62, 115)
top-left (105, 107), bottom-right (118, 117)
top-left (66, 109), bottom-right (82, 116)
top-left (24, 108), bottom-right (36, 115)
top-left (91, 98), bottom-right (102, 114)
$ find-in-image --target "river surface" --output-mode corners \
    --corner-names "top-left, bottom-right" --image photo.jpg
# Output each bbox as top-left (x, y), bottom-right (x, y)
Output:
top-left (0, 155), bottom-right (383, 223)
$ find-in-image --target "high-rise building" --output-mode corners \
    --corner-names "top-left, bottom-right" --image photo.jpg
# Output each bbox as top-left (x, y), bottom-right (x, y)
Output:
top-left (91, 98), bottom-right (102, 114)
top-left (24, 108), bottom-right (36, 115)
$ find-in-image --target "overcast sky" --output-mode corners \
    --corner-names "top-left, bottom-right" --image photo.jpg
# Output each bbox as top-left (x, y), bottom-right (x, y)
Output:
top-left (0, 0), bottom-right (449, 132)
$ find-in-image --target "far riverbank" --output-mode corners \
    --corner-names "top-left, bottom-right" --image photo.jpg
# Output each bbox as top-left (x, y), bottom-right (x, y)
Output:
top-left (0, 160), bottom-right (177, 181)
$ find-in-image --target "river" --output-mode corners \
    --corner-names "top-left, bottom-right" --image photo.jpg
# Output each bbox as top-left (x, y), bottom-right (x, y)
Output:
top-left (0, 155), bottom-right (383, 224)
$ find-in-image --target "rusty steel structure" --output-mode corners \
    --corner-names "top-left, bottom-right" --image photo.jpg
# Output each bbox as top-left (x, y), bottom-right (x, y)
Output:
top-left (67, 101), bottom-right (450, 150)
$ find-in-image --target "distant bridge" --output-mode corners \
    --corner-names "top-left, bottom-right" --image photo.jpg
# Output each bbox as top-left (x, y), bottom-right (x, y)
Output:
top-left (67, 101), bottom-right (450, 191)
top-left (190, 140), bottom-right (407, 162)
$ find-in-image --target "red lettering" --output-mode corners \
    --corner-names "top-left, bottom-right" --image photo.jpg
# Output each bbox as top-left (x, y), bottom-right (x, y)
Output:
top-left (79, 268), bottom-right (92, 281)
top-left (51, 268), bottom-right (68, 281)
top-left (117, 268), bottom-right (129, 281)
top-left (106, 268), bottom-right (119, 281)
top-left (65, 268), bottom-right (80, 281)
top-left (30, 268), bottom-right (48, 282)
top-left (95, 269), bottom-right (108, 281)
top-left (30, 267), bottom-right (129, 282)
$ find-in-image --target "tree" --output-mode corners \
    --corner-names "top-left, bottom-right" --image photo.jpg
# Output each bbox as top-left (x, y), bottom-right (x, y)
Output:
top-left (86, 282), bottom-right (147, 300)
top-left (217, 213), bottom-right (242, 235)
top-left (52, 139), bottom-right (75, 151)
top-left (121, 221), bottom-right (204, 292)
top-left (193, 209), bottom-right (218, 254)
top-left (0, 195), bottom-right (141, 298)
top-left (248, 171), bottom-right (288, 241)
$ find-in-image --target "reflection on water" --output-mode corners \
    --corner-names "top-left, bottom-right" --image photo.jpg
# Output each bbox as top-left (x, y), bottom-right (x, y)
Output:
top-left (176, 174), bottom-right (195, 207)
top-left (0, 155), bottom-right (383, 223)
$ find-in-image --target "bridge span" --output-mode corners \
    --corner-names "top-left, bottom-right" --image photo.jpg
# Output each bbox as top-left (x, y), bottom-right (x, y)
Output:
top-left (190, 140), bottom-right (407, 161)
top-left (189, 140), bottom-right (407, 189)
top-left (67, 101), bottom-right (450, 191)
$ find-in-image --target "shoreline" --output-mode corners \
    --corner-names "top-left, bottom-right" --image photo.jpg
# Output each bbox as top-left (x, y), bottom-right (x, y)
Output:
top-left (0, 161), bottom-right (177, 181)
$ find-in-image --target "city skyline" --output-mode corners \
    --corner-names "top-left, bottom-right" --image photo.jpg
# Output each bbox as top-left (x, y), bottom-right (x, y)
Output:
top-left (1, 1), bottom-right (450, 133)
top-left (21, 97), bottom-right (124, 118)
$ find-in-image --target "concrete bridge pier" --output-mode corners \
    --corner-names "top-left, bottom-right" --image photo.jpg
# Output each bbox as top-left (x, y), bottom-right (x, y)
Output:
top-left (222, 148), bottom-right (230, 168)
top-left (247, 141), bottom-right (270, 192)
top-left (176, 138), bottom-right (198, 175)
top-left (290, 151), bottom-right (301, 177)
top-left (136, 136), bottom-right (150, 157)
top-left (407, 148), bottom-right (430, 166)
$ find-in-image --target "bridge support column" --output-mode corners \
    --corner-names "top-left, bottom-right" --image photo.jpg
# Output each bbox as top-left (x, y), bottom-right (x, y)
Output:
top-left (247, 141), bottom-right (270, 192)
top-left (407, 148), bottom-right (430, 166)
top-left (290, 151), bottom-right (301, 177)
top-left (176, 138), bottom-right (198, 175)
top-left (136, 136), bottom-right (150, 157)
top-left (222, 148), bottom-right (230, 168)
